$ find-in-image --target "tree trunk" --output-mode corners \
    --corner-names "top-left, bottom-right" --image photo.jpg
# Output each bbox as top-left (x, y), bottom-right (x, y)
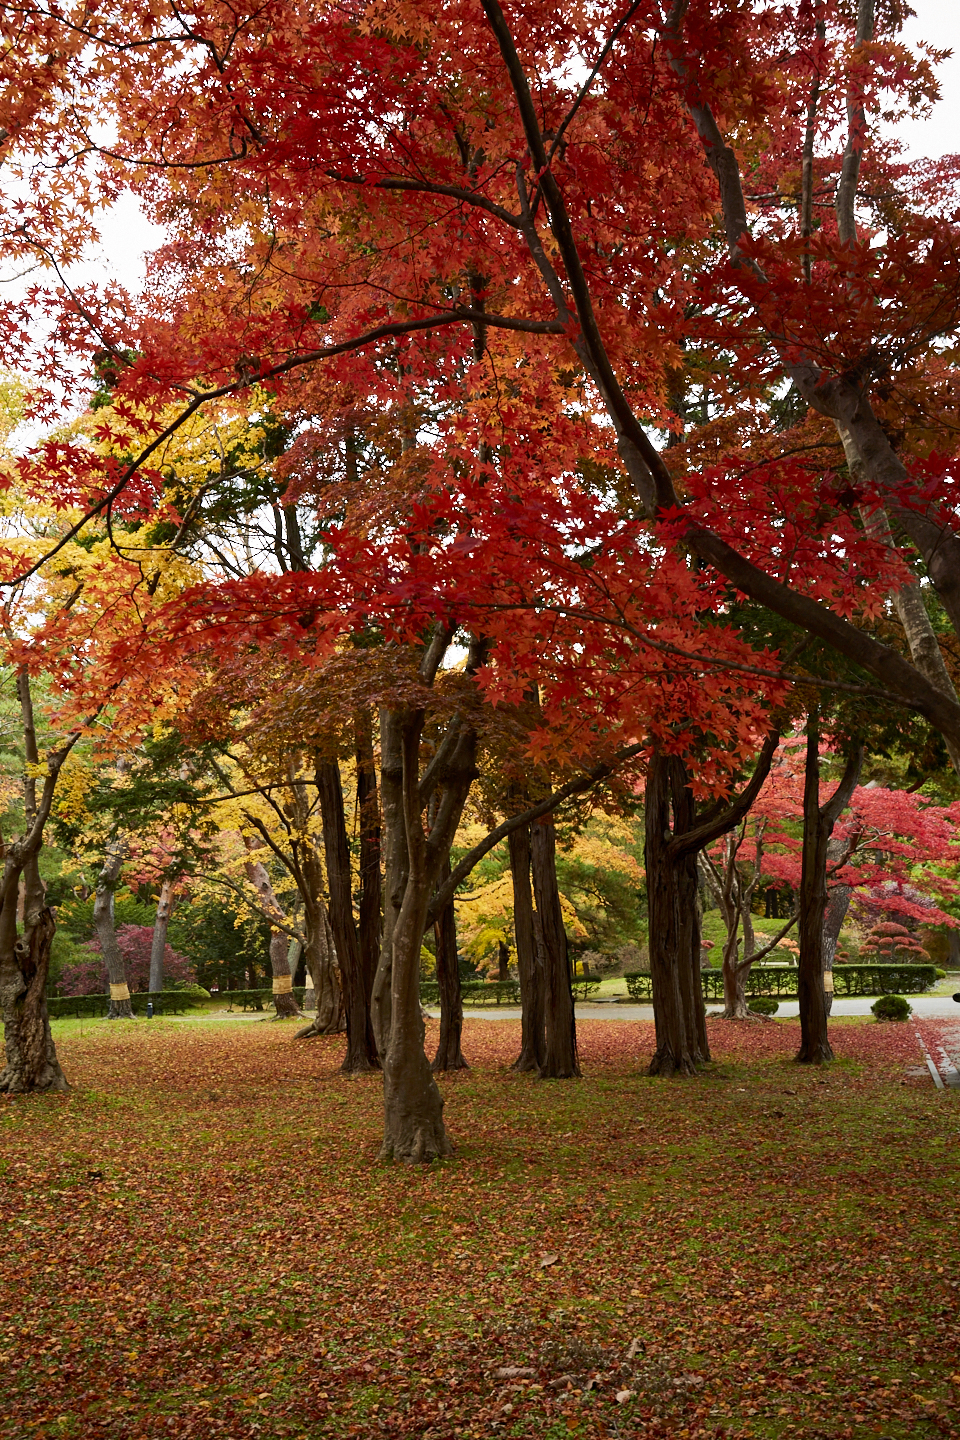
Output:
top-left (356, 710), bottom-right (383, 1021)
top-left (721, 936), bottom-right (750, 1020)
top-left (148, 876), bottom-right (176, 995)
top-left (371, 707), bottom-right (406, 1058)
top-left (644, 751), bottom-right (706, 1075)
top-left (380, 707), bottom-right (458, 1162)
top-left (497, 937), bottom-right (509, 981)
top-left (531, 817), bottom-right (579, 1079)
top-left (318, 758), bottom-right (379, 1071)
top-left (949, 929), bottom-right (960, 969)
top-left (268, 929), bottom-right (302, 1019)
top-left (0, 669), bottom-right (71, 1094)
top-left (432, 861), bottom-right (467, 1072)
top-left (296, 898), bottom-right (346, 1038)
top-left (0, 895), bottom-right (65, 1093)
top-left (243, 844), bottom-right (301, 1019)
top-left (796, 717), bottom-right (863, 1064)
top-left (821, 838), bottom-right (854, 1019)
top-left (94, 839), bottom-right (133, 1019)
top-left (509, 819), bottom-right (545, 1072)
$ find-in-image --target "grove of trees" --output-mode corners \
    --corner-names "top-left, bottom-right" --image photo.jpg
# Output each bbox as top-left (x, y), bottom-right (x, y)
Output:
top-left (0, 0), bottom-right (958, 1159)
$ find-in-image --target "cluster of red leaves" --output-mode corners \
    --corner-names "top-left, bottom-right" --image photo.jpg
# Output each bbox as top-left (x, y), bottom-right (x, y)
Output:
top-left (0, 1016), bottom-right (957, 1440)
top-left (58, 925), bottom-right (196, 996)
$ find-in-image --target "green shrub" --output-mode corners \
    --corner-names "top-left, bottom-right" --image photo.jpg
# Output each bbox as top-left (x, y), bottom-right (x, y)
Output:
top-left (935, 968), bottom-right (947, 981)
top-left (871, 993), bottom-right (912, 1022)
top-left (748, 996), bottom-right (779, 1016)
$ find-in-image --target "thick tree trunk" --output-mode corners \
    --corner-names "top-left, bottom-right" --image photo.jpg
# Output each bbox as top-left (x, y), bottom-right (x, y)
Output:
top-left (432, 862), bottom-right (467, 1072)
top-left (268, 929), bottom-right (302, 1019)
top-left (509, 819), bottom-right (545, 1072)
top-left (721, 938), bottom-right (750, 1020)
top-left (296, 899), bottom-right (346, 1038)
top-left (148, 877), bottom-right (176, 995)
top-left (531, 817), bottom-right (579, 1079)
top-left (796, 718), bottom-right (863, 1064)
top-left (0, 897), bottom-right (66, 1093)
top-left (372, 708), bottom-right (406, 1058)
top-left (318, 759), bottom-right (379, 1071)
top-left (644, 751), bottom-right (706, 1075)
top-left (380, 707), bottom-right (458, 1162)
top-left (0, 669), bottom-right (71, 1094)
top-left (94, 839), bottom-right (133, 1019)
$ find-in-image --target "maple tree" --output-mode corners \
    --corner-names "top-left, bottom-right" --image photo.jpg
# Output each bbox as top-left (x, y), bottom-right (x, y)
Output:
top-left (1, 0), bottom-right (960, 1113)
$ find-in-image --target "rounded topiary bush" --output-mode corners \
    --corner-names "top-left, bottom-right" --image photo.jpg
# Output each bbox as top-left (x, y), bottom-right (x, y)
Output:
top-left (748, 996), bottom-right (779, 1017)
top-left (871, 994), bottom-right (912, 1022)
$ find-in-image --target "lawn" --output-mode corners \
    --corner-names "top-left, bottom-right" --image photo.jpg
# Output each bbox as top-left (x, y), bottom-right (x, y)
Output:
top-left (1, 1013), bottom-right (958, 1439)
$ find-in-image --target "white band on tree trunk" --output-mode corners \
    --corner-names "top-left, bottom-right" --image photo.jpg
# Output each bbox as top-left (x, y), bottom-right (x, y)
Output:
top-left (272, 975), bottom-right (293, 994)
top-left (823, 971), bottom-right (834, 993)
top-left (109, 983), bottom-right (130, 1001)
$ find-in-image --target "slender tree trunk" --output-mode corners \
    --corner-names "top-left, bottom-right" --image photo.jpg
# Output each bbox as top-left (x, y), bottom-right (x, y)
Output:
top-left (531, 817), bottom-right (579, 1079)
top-left (497, 938), bottom-right (509, 981)
top-left (822, 839), bottom-right (854, 1018)
top-left (243, 843), bottom-right (301, 1018)
top-left (432, 861), bottom-right (467, 1072)
top-left (318, 759), bottom-right (379, 1071)
top-left (949, 929), bottom-right (960, 969)
top-left (95, 839), bottom-right (133, 1019)
top-left (796, 718), bottom-right (863, 1064)
top-left (372, 708), bottom-right (406, 1058)
top-left (797, 720), bottom-right (833, 1064)
top-left (509, 819), bottom-right (544, 1072)
top-left (644, 751), bottom-right (704, 1075)
top-left (356, 711), bottom-right (383, 1014)
top-left (721, 937), bottom-right (749, 1020)
top-left (148, 877), bottom-right (176, 995)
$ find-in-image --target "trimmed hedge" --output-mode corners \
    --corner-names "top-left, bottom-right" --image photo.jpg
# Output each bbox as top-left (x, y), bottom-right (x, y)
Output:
top-left (625, 962), bottom-right (937, 1003)
top-left (420, 978), bottom-right (599, 1007)
top-left (420, 980), bottom-right (521, 1007)
top-left (48, 989), bottom-right (205, 1019)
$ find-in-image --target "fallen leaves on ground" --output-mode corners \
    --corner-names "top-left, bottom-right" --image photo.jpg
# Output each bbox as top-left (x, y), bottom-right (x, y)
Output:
top-left (0, 1013), bottom-right (958, 1440)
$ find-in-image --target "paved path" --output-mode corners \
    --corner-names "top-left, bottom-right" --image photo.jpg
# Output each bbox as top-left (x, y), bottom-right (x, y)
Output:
top-left (428, 995), bottom-right (960, 1022)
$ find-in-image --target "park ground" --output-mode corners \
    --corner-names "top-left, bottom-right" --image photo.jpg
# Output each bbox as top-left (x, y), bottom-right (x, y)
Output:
top-left (1, 1015), bottom-right (959, 1440)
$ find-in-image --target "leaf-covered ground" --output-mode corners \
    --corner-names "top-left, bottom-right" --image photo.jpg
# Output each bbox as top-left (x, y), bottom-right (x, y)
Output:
top-left (2, 1013), bottom-right (958, 1440)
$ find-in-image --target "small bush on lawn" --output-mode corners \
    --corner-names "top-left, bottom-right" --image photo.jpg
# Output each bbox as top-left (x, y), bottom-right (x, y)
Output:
top-left (871, 994), bottom-right (912, 1022)
top-left (748, 996), bottom-right (779, 1017)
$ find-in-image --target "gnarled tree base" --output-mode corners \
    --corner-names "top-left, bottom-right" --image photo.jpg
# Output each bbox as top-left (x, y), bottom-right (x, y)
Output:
top-left (108, 1000), bottom-right (134, 1019)
top-left (795, 1039), bottom-right (834, 1065)
top-left (648, 1046), bottom-right (701, 1077)
top-left (1, 909), bottom-right (69, 1094)
top-left (380, 1046), bottom-right (453, 1163)
top-left (511, 1046), bottom-right (542, 1073)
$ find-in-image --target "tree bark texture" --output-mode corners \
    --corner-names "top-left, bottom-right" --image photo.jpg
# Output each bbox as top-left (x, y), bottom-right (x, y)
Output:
top-left (509, 819), bottom-right (545, 1072)
top-left (380, 707), bottom-right (459, 1162)
top-left (318, 759), bottom-right (379, 1071)
top-left (95, 839), bottom-right (133, 1019)
top-left (371, 707), bottom-right (406, 1059)
top-left (644, 752), bottom-right (706, 1075)
top-left (531, 817), bottom-right (579, 1079)
top-left (0, 670), bottom-right (71, 1093)
top-left (148, 876), bottom-right (176, 995)
top-left (796, 717), bottom-right (863, 1064)
top-left (432, 861), bottom-right (467, 1072)
top-left (243, 846), bottom-right (301, 1018)
top-left (645, 736), bottom-right (779, 1073)
top-left (356, 711), bottom-right (383, 1014)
